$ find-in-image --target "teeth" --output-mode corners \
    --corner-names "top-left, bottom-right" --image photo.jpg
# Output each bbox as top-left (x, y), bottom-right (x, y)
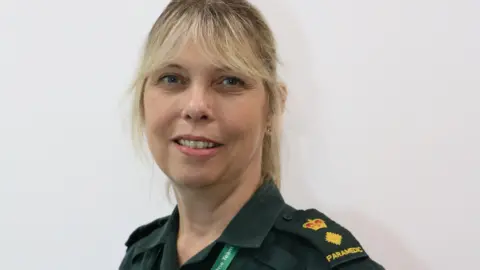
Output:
top-left (178, 139), bottom-right (216, 149)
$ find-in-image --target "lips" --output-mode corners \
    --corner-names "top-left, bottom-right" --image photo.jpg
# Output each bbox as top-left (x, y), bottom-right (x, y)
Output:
top-left (172, 135), bottom-right (223, 149)
top-left (172, 135), bottom-right (223, 157)
top-left (172, 135), bottom-right (221, 144)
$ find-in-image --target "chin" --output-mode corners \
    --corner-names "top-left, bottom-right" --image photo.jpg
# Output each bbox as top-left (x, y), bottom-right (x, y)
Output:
top-left (170, 172), bottom-right (219, 189)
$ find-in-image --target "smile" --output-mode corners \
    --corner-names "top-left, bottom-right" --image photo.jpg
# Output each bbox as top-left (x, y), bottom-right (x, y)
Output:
top-left (175, 139), bottom-right (221, 149)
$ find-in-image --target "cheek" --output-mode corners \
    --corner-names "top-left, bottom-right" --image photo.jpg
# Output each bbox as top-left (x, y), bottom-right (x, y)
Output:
top-left (143, 91), bottom-right (172, 139)
top-left (219, 98), bottom-right (267, 141)
top-left (143, 97), bottom-right (157, 126)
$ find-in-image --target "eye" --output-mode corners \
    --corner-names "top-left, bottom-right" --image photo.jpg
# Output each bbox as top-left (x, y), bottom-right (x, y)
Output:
top-left (220, 76), bottom-right (245, 87)
top-left (157, 74), bottom-right (183, 85)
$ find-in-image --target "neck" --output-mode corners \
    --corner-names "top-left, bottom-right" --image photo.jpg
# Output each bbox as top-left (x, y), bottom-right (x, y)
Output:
top-left (174, 172), bottom-right (261, 242)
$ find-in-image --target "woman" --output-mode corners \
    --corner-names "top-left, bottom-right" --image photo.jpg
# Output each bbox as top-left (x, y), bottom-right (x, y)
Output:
top-left (120, 0), bottom-right (385, 269)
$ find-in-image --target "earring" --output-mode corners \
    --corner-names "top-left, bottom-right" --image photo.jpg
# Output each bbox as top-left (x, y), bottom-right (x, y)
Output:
top-left (266, 125), bottom-right (272, 134)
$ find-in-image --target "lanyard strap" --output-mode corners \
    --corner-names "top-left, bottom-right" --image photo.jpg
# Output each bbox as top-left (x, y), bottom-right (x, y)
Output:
top-left (211, 244), bottom-right (239, 270)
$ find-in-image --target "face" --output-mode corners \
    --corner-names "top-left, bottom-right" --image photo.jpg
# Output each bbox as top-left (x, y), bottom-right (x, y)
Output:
top-left (143, 42), bottom-right (269, 188)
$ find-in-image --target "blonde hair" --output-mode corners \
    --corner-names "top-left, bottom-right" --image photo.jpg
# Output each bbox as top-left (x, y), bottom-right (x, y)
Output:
top-left (129, 0), bottom-right (286, 187)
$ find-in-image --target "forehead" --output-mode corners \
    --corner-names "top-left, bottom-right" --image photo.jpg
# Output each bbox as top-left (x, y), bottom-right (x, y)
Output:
top-left (146, 30), bottom-right (267, 80)
top-left (160, 41), bottom-right (226, 71)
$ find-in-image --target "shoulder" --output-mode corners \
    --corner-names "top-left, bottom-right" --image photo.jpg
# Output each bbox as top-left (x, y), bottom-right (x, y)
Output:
top-left (124, 215), bottom-right (170, 249)
top-left (119, 216), bottom-right (170, 269)
top-left (273, 205), bottom-right (385, 269)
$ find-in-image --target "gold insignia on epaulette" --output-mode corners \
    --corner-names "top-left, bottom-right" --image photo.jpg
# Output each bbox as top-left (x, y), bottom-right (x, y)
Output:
top-left (325, 232), bottom-right (342, 245)
top-left (303, 218), bottom-right (327, 231)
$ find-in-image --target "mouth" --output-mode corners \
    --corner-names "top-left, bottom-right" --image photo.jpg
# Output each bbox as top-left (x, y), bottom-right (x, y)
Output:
top-left (172, 136), bottom-right (223, 149)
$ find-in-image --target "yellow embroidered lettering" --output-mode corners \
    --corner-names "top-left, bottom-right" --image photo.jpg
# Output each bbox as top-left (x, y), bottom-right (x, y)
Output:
top-left (324, 247), bottom-right (364, 262)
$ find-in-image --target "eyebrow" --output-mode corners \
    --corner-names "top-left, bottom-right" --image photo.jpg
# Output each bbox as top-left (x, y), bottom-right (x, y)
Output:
top-left (161, 63), bottom-right (184, 70)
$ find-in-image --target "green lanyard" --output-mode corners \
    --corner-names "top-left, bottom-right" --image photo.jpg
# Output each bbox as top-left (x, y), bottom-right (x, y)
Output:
top-left (210, 244), bottom-right (239, 270)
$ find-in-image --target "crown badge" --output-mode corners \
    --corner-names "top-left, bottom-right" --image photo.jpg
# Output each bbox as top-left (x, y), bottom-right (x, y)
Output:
top-left (302, 218), bottom-right (328, 231)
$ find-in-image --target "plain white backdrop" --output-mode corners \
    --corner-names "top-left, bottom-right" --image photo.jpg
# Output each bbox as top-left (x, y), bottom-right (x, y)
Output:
top-left (1, 0), bottom-right (478, 269)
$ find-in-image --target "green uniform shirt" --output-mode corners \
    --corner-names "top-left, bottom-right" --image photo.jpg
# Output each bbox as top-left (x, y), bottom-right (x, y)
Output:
top-left (119, 180), bottom-right (385, 269)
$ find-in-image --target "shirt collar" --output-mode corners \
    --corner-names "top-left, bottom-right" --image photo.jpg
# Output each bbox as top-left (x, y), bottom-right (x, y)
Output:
top-left (131, 208), bottom-right (179, 257)
top-left (217, 179), bottom-right (285, 248)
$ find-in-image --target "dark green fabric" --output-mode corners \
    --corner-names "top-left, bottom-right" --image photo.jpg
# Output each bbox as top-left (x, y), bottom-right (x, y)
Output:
top-left (119, 180), bottom-right (385, 270)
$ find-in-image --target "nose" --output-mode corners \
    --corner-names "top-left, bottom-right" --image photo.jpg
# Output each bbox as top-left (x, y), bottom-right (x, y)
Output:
top-left (181, 83), bottom-right (212, 122)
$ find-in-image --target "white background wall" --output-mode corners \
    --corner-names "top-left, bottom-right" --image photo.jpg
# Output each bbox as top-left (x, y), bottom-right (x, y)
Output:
top-left (1, 0), bottom-right (478, 269)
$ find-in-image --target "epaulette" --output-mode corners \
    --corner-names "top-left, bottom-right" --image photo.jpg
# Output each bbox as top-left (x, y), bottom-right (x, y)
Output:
top-left (125, 215), bottom-right (170, 248)
top-left (275, 205), bottom-right (369, 269)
